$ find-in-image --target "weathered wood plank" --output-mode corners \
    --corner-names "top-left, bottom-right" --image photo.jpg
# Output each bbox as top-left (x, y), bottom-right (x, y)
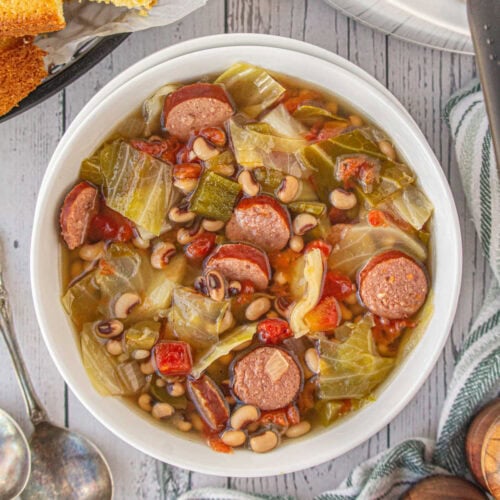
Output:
top-left (0, 93), bottom-right (66, 435)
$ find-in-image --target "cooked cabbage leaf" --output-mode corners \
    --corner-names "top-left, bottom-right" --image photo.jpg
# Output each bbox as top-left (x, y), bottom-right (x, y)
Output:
top-left (289, 248), bottom-right (325, 337)
top-left (229, 116), bottom-right (307, 174)
top-left (318, 316), bottom-right (395, 400)
top-left (328, 223), bottom-right (427, 278)
top-left (299, 130), bottom-right (414, 204)
top-left (142, 83), bottom-right (179, 135)
top-left (62, 244), bottom-right (186, 328)
top-left (391, 185), bottom-right (433, 230)
top-left (215, 62), bottom-right (286, 118)
top-left (191, 323), bottom-right (257, 378)
top-left (262, 104), bottom-right (307, 138)
top-left (293, 105), bottom-right (346, 125)
top-left (81, 323), bottom-right (145, 396)
top-left (171, 287), bottom-right (230, 350)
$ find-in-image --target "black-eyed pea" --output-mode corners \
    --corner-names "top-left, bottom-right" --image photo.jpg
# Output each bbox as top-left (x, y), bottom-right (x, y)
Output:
top-left (289, 235), bottom-right (304, 253)
top-left (205, 269), bottom-right (227, 302)
top-left (202, 219), bottom-right (225, 232)
top-left (167, 381), bottom-right (185, 397)
top-left (132, 236), bottom-right (150, 249)
top-left (238, 170), bottom-right (260, 196)
top-left (169, 206), bottom-right (196, 224)
top-left (152, 402), bottom-right (175, 420)
top-left (292, 213), bottom-right (318, 236)
top-left (378, 140), bottom-right (397, 161)
top-left (114, 292), bottom-right (140, 319)
top-left (230, 405), bottom-right (260, 430)
top-left (132, 349), bottom-right (150, 361)
top-left (329, 188), bottom-right (357, 211)
top-left (155, 378), bottom-right (166, 388)
top-left (78, 241), bottom-right (106, 262)
top-left (106, 339), bottom-right (123, 356)
top-left (273, 270), bottom-right (287, 286)
top-left (190, 413), bottom-right (204, 432)
top-left (245, 297), bottom-right (271, 321)
top-left (140, 359), bottom-right (155, 375)
top-left (221, 430), bottom-right (247, 448)
top-left (247, 421), bottom-right (260, 433)
top-left (285, 421), bottom-right (311, 439)
top-left (138, 393), bottom-right (153, 412)
top-left (249, 430), bottom-right (279, 453)
top-left (277, 175), bottom-right (300, 204)
top-left (96, 319), bottom-right (124, 339)
top-left (192, 136), bottom-right (219, 161)
top-left (349, 114), bottom-right (363, 127)
top-left (304, 348), bottom-right (320, 374)
top-left (151, 242), bottom-right (176, 269)
top-left (228, 280), bottom-right (242, 296)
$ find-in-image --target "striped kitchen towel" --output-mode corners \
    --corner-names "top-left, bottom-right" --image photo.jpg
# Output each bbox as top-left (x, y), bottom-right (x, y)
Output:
top-left (179, 80), bottom-right (500, 500)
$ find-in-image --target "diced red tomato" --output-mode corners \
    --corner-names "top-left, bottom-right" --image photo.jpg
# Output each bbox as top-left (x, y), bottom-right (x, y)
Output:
top-left (88, 205), bottom-right (134, 243)
top-left (367, 209), bottom-right (388, 227)
top-left (259, 409), bottom-right (289, 427)
top-left (130, 136), bottom-right (181, 164)
top-left (304, 296), bottom-right (340, 332)
top-left (185, 232), bottom-right (216, 260)
top-left (153, 341), bottom-right (192, 376)
top-left (235, 279), bottom-right (256, 305)
top-left (206, 433), bottom-right (232, 454)
top-left (269, 248), bottom-right (302, 271)
top-left (304, 120), bottom-right (323, 141)
top-left (321, 271), bottom-right (355, 301)
top-left (282, 89), bottom-right (321, 114)
top-left (257, 318), bottom-right (292, 345)
top-left (316, 121), bottom-right (350, 141)
top-left (337, 156), bottom-right (379, 189)
top-left (305, 240), bottom-right (332, 259)
top-left (199, 127), bottom-right (226, 147)
top-left (286, 405), bottom-right (301, 425)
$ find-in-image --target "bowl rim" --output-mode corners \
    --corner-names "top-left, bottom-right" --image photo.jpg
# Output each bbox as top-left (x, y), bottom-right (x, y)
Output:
top-left (30, 35), bottom-right (462, 477)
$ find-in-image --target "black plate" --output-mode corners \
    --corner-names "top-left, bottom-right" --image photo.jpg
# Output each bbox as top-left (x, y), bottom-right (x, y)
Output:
top-left (0, 33), bottom-right (129, 124)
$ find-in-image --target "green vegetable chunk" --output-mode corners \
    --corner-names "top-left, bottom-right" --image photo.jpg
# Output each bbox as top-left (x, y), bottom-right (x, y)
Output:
top-left (293, 105), bottom-right (346, 125)
top-left (192, 323), bottom-right (257, 378)
top-left (81, 323), bottom-right (145, 396)
top-left (171, 287), bottom-right (230, 350)
top-left (288, 201), bottom-right (326, 216)
top-left (215, 62), bottom-right (286, 118)
top-left (189, 171), bottom-right (241, 221)
top-left (124, 320), bottom-right (160, 352)
top-left (317, 316), bottom-right (395, 400)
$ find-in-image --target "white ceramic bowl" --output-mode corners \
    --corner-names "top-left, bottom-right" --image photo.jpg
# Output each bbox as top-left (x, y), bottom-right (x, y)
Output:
top-left (31, 38), bottom-right (462, 477)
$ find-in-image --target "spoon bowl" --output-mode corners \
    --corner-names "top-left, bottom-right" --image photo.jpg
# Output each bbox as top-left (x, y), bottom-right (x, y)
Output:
top-left (0, 408), bottom-right (30, 500)
top-left (23, 421), bottom-right (113, 499)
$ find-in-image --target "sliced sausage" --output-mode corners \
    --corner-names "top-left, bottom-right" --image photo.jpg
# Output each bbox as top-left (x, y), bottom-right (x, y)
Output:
top-left (187, 375), bottom-right (230, 431)
top-left (231, 346), bottom-right (302, 411)
top-left (205, 243), bottom-right (271, 290)
top-left (60, 181), bottom-right (99, 250)
top-left (358, 250), bottom-right (428, 320)
top-left (225, 195), bottom-right (291, 252)
top-left (162, 83), bottom-right (234, 141)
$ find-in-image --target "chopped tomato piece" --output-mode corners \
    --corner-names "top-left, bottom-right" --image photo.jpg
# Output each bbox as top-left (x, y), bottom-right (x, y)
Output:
top-left (88, 205), bottom-right (134, 243)
top-left (286, 405), bottom-right (301, 425)
top-left (269, 248), bottom-right (302, 271)
top-left (206, 433), bottom-right (232, 454)
top-left (337, 156), bottom-right (379, 189)
top-left (282, 89), bottom-right (321, 114)
top-left (130, 136), bottom-right (181, 164)
top-left (235, 279), bottom-right (256, 305)
top-left (185, 232), bottom-right (216, 260)
top-left (316, 121), bottom-right (349, 141)
top-left (305, 240), bottom-right (332, 259)
top-left (257, 318), bottom-right (292, 345)
top-left (304, 296), bottom-right (340, 332)
top-left (322, 271), bottom-right (355, 300)
top-left (367, 209), bottom-right (388, 227)
top-left (259, 409), bottom-right (288, 427)
top-left (153, 341), bottom-right (192, 376)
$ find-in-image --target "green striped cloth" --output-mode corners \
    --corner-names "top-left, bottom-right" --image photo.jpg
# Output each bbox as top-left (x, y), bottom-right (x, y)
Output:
top-left (179, 81), bottom-right (500, 500)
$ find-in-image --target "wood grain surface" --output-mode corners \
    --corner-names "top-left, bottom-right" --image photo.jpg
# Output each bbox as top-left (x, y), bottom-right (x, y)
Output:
top-left (0, 1), bottom-right (478, 499)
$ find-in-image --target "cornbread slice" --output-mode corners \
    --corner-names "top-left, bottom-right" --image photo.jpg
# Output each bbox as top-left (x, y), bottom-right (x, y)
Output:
top-left (0, 0), bottom-right (65, 37)
top-left (88, 0), bottom-right (157, 10)
top-left (0, 37), bottom-right (47, 116)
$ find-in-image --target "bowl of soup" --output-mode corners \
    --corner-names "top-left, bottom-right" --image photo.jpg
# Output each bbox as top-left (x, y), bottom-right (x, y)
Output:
top-left (31, 41), bottom-right (461, 476)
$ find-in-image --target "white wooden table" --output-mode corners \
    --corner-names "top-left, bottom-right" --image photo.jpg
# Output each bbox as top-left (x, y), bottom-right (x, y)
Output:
top-left (0, 1), bottom-right (484, 498)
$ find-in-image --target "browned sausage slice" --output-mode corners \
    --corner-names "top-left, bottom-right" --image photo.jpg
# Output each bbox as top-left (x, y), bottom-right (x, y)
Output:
top-left (225, 195), bottom-right (291, 252)
top-left (60, 181), bottom-right (99, 250)
top-left (205, 243), bottom-right (271, 290)
top-left (358, 250), bottom-right (428, 320)
top-left (231, 346), bottom-right (302, 411)
top-left (162, 83), bottom-right (234, 141)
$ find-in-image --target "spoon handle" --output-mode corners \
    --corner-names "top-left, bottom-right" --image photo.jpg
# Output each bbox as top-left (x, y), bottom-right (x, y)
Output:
top-left (0, 266), bottom-right (47, 426)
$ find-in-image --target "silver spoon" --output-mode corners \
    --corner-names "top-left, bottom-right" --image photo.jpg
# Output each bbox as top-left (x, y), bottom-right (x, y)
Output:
top-left (0, 243), bottom-right (113, 500)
